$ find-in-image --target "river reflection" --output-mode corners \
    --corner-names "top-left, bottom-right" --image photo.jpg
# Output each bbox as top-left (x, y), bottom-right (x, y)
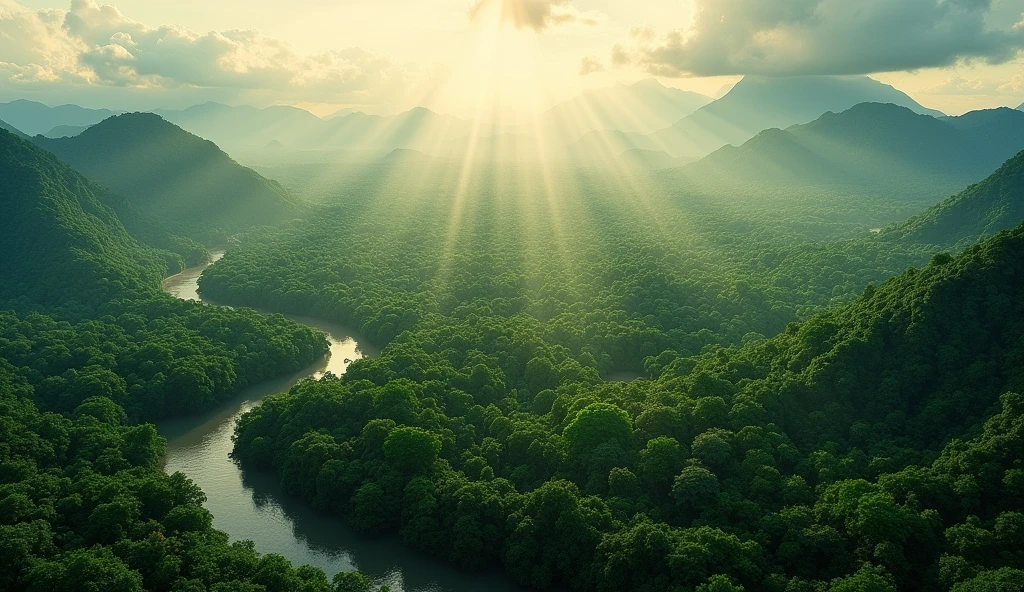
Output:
top-left (157, 253), bottom-right (523, 591)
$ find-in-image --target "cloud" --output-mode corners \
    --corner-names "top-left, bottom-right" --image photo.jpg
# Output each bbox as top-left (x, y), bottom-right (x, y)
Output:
top-left (579, 56), bottom-right (604, 75)
top-left (615, 0), bottom-right (1024, 77)
top-left (922, 72), bottom-right (1024, 96)
top-left (0, 0), bottom-right (406, 103)
top-left (469, 0), bottom-right (598, 32)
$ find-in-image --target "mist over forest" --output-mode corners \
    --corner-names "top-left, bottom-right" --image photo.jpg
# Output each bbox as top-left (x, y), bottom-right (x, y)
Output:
top-left (3, 1), bottom-right (1024, 591)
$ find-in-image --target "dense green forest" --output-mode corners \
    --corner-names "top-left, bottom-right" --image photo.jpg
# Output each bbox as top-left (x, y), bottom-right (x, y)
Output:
top-left (225, 211), bottom-right (1024, 592)
top-left (200, 158), bottom-right (942, 374)
top-left (4, 93), bottom-right (1024, 591)
top-left (0, 360), bottom-right (352, 592)
top-left (0, 127), bottom-right (379, 589)
top-left (885, 150), bottom-right (1024, 248)
top-left (188, 145), bottom-right (1024, 590)
top-left (34, 114), bottom-right (303, 245)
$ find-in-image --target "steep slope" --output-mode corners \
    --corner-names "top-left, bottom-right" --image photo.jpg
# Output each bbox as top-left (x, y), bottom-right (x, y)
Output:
top-left (0, 129), bottom-right (168, 307)
top-left (539, 79), bottom-right (711, 137)
top-left (0, 118), bottom-right (28, 138)
top-left (650, 75), bottom-right (944, 157)
top-left (35, 113), bottom-right (302, 242)
top-left (884, 150), bottom-right (1024, 246)
top-left (0, 99), bottom-right (118, 136)
top-left (686, 221), bottom-right (1024, 452)
top-left (679, 104), bottom-right (1024, 191)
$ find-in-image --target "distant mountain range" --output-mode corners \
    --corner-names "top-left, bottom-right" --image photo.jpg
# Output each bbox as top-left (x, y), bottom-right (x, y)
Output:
top-left (537, 79), bottom-right (711, 138)
top-left (884, 149), bottom-right (1024, 247)
top-left (645, 76), bottom-right (944, 158)
top-left (0, 100), bottom-right (119, 136)
top-left (43, 124), bottom-right (90, 138)
top-left (678, 103), bottom-right (1024, 190)
top-left (33, 113), bottom-right (302, 243)
top-left (8, 76), bottom-right (1012, 166)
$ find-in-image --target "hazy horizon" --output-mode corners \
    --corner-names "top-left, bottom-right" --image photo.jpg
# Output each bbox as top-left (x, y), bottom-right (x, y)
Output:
top-left (2, 0), bottom-right (1023, 119)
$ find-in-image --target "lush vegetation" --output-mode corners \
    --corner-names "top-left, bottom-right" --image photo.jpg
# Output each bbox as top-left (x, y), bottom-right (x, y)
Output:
top-left (187, 148), bottom-right (1024, 591)
top-left (201, 161), bottom-right (939, 372)
top-left (5, 97), bottom-right (1024, 591)
top-left (227, 215), bottom-right (1024, 592)
top-left (34, 113), bottom-right (303, 245)
top-left (885, 149), bottom-right (1024, 248)
top-left (0, 128), bottom-right (328, 420)
top-left (0, 128), bottom-right (173, 306)
top-left (0, 122), bottom-right (374, 589)
top-left (0, 303), bottom-right (326, 422)
top-left (0, 360), bottom-right (354, 592)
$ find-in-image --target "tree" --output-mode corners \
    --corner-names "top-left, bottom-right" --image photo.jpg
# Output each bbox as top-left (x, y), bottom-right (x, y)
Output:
top-left (563, 403), bottom-right (633, 458)
top-left (333, 571), bottom-right (373, 592)
top-left (27, 548), bottom-right (143, 592)
top-left (672, 465), bottom-right (720, 511)
top-left (383, 427), bottom-right (441, 473)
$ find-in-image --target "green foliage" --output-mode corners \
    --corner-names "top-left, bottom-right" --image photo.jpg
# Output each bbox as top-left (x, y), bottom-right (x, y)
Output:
top-left (563, 403), bottom-right (633, 458)
top-left (224, 195), bottom-right (1024, 591)
top-left (384, 426), bottom-right (442, 473)
top-left (0, 360), bottom-right (355, 591)
top-left (886, 150), bottom-right (1024, 248)
top-left (35, 113), bottom-right (303, 243)
top-left (0, 124), bottom-right (368, 590)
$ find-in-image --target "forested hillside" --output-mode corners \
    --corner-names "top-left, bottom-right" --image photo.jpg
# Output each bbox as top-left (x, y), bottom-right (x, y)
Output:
top-left (0, 119), bottom-right (371, 590)
top-left (34, 113), bottom-right (303, 243)
top-left (1, 119), bottom-right (28, 138)
top-left (650, 75), bottom-right (943, 157)
top-left (681, 104), bottom-right (1024, 191)
top-left (884, 150), bottom-right (1024, 247)
top-left (0, 128), bottom-right (171, 307)
top-left (228, 218), bottom-right (1024, 591)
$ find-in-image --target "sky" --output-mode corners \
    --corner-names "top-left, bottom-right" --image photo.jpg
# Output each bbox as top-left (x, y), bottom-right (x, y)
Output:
top-left (2, 0), bottom-right (1024, 118)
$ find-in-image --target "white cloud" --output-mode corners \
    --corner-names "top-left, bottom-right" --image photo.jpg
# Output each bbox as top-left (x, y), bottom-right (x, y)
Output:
top-left (0, 0), bottom-right (407, 103)
top-left (922, 72), bottom-right (1024, 95)
top-left (615, 0), bottom-right (1024, 77)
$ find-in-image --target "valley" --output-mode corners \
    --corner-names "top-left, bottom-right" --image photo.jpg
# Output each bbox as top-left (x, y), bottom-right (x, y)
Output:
top-left (2, 56), bottom-right (1024, 592)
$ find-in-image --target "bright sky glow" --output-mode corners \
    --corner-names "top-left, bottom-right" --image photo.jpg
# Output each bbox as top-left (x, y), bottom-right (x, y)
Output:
top-left (2, 0), bottom-right (1023, 116)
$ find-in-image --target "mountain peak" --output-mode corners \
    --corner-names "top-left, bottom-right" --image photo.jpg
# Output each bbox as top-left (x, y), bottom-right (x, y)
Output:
top-left (33, 112), bottom-right (300, 243)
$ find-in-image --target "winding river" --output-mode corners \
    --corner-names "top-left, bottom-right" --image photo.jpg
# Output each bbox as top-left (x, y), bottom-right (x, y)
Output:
top-left (157, 252), bottom-right (522, 592)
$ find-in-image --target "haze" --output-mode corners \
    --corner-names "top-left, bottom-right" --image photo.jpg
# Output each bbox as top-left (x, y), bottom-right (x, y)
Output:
top-left (2, 0), bottom-right (1024, 118)
top-left (5, 2), bottom-right (1024, 592)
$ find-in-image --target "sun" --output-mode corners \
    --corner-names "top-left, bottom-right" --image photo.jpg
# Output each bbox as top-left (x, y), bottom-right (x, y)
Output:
top-left (420, 2), bottom-right (556, 125)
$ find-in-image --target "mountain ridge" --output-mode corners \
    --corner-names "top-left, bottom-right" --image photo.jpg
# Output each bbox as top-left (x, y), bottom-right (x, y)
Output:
top-left (34, 113), bottom-right (302, 243)
top-left (649, 75), bottom-right (945, 158)
top-left (0, 128), bottom-right (171, 306)
top-left (883, 149), bottom-right (1024, 246)
top-left (678, 102), bottom-right (1024, 190)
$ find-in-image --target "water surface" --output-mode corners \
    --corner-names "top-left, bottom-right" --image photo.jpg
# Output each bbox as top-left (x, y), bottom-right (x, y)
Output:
top-left (158, 254), bottom-right (522, 591)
